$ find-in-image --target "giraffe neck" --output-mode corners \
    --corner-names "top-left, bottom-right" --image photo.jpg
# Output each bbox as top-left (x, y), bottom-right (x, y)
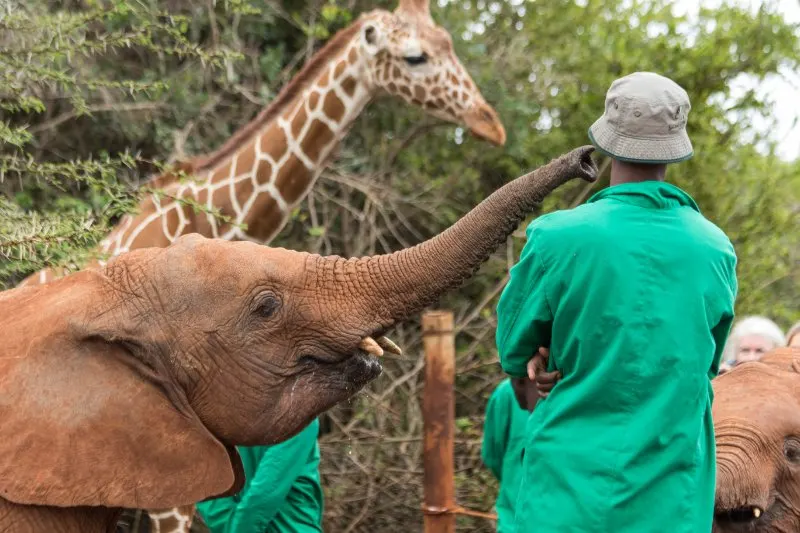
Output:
top-left (99, 28), bottom-right (374, 256)
top-left (203, 36), bottom-right (374, 244)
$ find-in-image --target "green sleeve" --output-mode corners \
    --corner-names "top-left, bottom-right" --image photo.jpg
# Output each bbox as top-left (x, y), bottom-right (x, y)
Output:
top-left (709, 254), bottom-right (739, 379)
top-left (481, 381), bottom-right (512, 481)
top-left (496, 222), bottom-right (554, 378)
top-left (195, 494), bottom-right (237, 533)
top-left (709, 313), bottom-right (735, 379)
top-left (201, 420), bottom-right (321, 533)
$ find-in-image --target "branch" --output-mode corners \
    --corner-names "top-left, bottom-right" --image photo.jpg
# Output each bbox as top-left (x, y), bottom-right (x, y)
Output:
top-left (29, 102), bottom-right (165, 134)
top-left (385, 121), bottom-right (451, 169)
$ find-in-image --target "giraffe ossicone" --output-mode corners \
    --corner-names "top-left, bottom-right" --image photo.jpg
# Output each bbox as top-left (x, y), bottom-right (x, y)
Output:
top-left (18, 1), bottom-right (506, 531)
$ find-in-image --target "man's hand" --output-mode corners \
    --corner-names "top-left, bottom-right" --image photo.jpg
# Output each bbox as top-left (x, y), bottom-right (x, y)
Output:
top-left (528, 347), bottom-right (561, 398)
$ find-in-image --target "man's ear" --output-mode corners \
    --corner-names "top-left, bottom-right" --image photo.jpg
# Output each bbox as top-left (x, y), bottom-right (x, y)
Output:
top-left (0, 269), bottom-right (243, 509)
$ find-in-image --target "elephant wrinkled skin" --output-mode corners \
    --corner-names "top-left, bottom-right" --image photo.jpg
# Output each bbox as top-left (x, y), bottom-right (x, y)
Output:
top-left (713, 347), bottom-right (800, 533)
top-left (0, 146), bottom-right (598, 532)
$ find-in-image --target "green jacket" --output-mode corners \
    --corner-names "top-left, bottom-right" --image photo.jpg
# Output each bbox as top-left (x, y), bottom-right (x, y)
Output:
top-left (196, 419), bottom-right (323, 533)
top-left (481, 379), bottom-right (530, 533)
top-left (496, 182), bottom-right (737, 533)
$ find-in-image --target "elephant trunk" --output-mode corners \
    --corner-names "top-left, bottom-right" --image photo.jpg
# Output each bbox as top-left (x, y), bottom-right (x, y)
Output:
top-left (314, 145), bottom-right (597, 333)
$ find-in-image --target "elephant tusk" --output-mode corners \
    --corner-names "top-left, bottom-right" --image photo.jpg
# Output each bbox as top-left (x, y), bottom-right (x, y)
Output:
top-left (377, 336), bottom-right (403, 356)
top-left (359, 337), bottom-right (384, 357)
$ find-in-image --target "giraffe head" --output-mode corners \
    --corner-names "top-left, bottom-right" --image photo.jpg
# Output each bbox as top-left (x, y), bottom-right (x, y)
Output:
top-left (359, 0), bottom-right (506, 145)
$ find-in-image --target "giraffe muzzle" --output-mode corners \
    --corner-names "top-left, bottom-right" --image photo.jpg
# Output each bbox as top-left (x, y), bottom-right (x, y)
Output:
top-left (463, 102), bottom-right (507, 146)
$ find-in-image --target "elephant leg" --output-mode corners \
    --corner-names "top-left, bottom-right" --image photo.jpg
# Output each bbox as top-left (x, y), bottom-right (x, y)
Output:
top-left (0, 497), bottom-right (119, 533)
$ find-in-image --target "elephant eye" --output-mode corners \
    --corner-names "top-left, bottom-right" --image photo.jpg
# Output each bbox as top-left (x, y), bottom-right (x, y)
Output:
top-left (783, 437), bottom-right (800, 464)
top-left (403, 53), bottom-right (428, 66)
top-left (253, 293), bottom-right (281, 320)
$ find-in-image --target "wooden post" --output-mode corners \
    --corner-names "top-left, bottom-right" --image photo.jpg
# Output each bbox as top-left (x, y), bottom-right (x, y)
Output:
top-left (422, 310), bottom-right (456, 533)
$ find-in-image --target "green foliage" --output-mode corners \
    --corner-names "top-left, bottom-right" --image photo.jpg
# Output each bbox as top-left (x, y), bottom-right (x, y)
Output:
top-left (0, 0), bottom-right (247, 287)
top-left (0, 196), bottom-right (103, 281)
top-left (1, 0), bottom-right (798, 530)
top-left (377, 0), bottom-right (800, 325)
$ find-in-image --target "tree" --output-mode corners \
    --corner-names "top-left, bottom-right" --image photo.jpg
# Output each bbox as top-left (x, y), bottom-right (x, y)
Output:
top-left (0, 0), bottom-right (248, 286)
top-left (1, 0), bottom-right (797, 530)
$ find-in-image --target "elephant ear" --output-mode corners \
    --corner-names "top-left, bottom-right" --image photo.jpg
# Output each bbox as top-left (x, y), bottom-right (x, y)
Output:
top-left (0, 270), bottom-right (243, 509)
top-left (759, 347), bottom-right (800, 374)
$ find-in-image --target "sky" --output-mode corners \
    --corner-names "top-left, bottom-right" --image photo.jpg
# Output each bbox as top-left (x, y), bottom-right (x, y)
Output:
top-left (672, 0), bottom-right (800, 161)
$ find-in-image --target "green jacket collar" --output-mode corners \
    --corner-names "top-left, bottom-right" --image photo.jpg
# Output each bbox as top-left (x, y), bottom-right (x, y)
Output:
top-left (586, 181), bottom-right (700, 212)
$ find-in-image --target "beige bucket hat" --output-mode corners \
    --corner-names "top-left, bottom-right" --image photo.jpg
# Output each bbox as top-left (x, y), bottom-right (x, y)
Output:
top-left (588, 72), bottom-right (693, 164)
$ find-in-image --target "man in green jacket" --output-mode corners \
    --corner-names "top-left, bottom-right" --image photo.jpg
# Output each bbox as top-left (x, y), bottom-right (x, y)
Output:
top-left (196, 418), bottom-right (323, 533)
top-left (481, 378), bottom-right (537, 533)
top-left (495, 72), bottom-right (738, 533)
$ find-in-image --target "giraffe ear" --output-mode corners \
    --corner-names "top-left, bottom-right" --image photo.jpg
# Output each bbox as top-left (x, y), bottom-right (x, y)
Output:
top-left (0, 270), bottom-right (243, 510)
top-left (361, 23), bottom-right (384, 55)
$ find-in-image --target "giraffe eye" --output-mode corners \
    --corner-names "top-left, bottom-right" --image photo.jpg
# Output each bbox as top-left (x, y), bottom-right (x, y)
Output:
top-left (403, 53), bottom-right (428, 66)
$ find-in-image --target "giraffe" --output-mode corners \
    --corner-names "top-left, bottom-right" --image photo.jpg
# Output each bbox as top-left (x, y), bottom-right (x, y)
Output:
top-left (19, 0), bottom-right (505, 290)
top-left (17, 1), bottom-right (506, 531)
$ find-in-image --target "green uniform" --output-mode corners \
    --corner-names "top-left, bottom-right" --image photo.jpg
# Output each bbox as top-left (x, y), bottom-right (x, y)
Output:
top-left (196, 419), bottom-right (323, 533)
top-left (481, 379), bottom-right (531, 533)
top-left (496, 182), bottom-right (737, 533)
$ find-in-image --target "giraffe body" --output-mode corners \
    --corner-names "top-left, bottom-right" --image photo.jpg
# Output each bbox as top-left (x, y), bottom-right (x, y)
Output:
top-left (146, 506), bottom-right (195, 533)
top-left (17, 1), bottom-right (506, 531)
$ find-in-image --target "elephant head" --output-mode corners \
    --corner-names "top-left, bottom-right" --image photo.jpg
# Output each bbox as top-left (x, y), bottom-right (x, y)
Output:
top-left (0, 146), bottom-right (597, 515)
top-left (713, 347), bottom-right (800, 533)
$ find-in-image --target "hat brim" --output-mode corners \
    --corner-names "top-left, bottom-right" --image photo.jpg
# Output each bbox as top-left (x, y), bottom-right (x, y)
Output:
top-left (588, 117), bottom-right (693, 164)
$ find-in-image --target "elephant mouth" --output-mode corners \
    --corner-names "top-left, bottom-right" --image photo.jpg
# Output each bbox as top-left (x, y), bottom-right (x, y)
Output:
top-left (714, 505), bottom-right (765, 531)
top-left (302, 333), bottom-right (403, 366)
top-left (300, 334), bottom-right (401, 385)
top-left (302, 350), bottom-right (382, 388)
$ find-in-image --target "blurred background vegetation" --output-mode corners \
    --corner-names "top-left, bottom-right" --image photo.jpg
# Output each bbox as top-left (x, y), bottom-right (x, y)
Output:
top-left (1, 0), bottom-right (798, 530)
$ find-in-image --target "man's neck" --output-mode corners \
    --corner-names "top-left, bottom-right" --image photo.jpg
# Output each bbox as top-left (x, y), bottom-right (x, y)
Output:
top-left (609, 159), bottom-right (667, 186)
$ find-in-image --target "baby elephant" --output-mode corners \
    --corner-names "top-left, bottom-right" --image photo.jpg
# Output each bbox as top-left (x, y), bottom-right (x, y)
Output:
top-left (0, 146), bottom-right (597, 532)
top-left (713, 347), bottom-right (800, 533)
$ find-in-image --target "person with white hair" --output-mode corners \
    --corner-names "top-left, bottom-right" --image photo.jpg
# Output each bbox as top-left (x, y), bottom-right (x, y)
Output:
top-left (722, 315), bottom-right (786, 368)
top-left (787, 321), bottom-right (800, 348)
